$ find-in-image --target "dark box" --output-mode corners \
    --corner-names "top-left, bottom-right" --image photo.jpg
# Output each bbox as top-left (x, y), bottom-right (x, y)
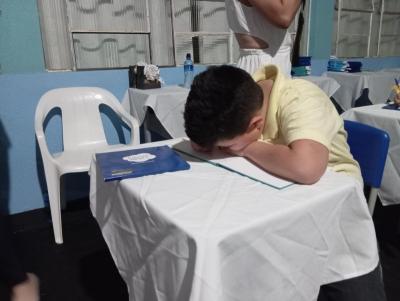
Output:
top-left (129, 65), bottom-right (161, 89)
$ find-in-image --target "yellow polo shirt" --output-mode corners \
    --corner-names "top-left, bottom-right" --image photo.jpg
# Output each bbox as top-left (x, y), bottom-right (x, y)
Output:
top-left (253, 65), bottom-right (362, 182)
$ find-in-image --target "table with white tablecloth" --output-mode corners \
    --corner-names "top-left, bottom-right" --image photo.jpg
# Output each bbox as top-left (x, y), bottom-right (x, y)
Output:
top-left (323, 71), bottom-right (397, 111)
top-left (342, 104), bottom-right (400, 205)
top-left (294, 75), bottom-right (341, 98)
top-left (122, 86), bottom-right (189, 142)
top-left (122, 76), bottom-right (340, 142)
top-left (90, 138), bottom-right (379, 301)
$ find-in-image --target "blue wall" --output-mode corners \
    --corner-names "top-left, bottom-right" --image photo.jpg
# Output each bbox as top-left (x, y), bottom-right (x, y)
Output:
top-left (309, 0), bottom-right (335, 59)
top-left (0, 0), bottom-right (44, 74)
top-left (1, 0), bottom-right (400, 214)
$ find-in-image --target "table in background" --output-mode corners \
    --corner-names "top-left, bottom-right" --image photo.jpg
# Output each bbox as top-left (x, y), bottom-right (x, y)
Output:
top-left (90, 138), bottom-right (378, 301)
top-left (379, 68), bottom-right (400, 74)
top-left (294, 75), bottom-right (340, 98)
top-left (323, 71), bottom-right (398, 111)
top-left (342, 104), bottom-right (400, 205)
top-left (122, 86), bottom-right (189, 142)
top-left (122, 77), bottom-right (340, 142)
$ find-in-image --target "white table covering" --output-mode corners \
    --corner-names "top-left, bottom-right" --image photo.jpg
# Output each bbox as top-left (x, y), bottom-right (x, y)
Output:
top-left (323, 71), bottom-right (396, 111)
top-left (294, 75), bottom-right (340, 98)
top-left (122, 86), bottom-right (189, 140)
top-left (342, 104), bottom-right (400, 205)
top-left (379, 68), bottom-right (400, 74)
top-left (90, 139), bottom-right (379, 301)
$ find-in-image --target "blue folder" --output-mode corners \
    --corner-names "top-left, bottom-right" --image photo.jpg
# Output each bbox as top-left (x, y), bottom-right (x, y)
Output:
top-left (96, 145), bottom-right (190, 182)
top-left (382, 104), bottom-right (400, 111)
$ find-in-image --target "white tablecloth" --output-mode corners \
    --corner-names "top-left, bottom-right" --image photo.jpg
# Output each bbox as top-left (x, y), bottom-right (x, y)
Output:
top-left (122, 86), bottom-right (189, 141)
top-left (294, 76), bottom-right (340, 98)
top-left (379, 68), bottom-right (400, 74)
top-left (342, 104), bottom-right (400, 205)
top-left (323, 71), bottom-right (396, 111)
top-left (90, 138), bottom-right (379, 301)
top-left (122, 78), bottom-right (340, 142)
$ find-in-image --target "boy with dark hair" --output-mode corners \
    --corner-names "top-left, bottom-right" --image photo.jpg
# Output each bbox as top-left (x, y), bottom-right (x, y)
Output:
top-left (184, 65), bottom-right (263, 150)
top-left (184, 64), bottom-right (361, 185)
top-left (184, 64), bottom-right (386, 301)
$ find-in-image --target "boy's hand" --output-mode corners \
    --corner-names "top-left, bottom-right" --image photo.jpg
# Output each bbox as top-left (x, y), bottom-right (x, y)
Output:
top-left (217, 125), bottom-right (261, 157)
top-left (218, 144), bottom-right (249, 157)
top-left (190, 141), bottom-right (212, 153)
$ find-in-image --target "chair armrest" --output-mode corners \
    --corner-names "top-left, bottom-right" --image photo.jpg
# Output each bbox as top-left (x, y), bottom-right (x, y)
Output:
top-left (35, 120), bottom-right (56, 163)
top-left (117, 106), bottom-right (141, 145)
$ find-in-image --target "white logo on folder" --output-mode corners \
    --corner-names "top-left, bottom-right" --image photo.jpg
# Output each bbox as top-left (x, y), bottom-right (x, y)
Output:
top-left (123, 153), bottom-right (156, 163)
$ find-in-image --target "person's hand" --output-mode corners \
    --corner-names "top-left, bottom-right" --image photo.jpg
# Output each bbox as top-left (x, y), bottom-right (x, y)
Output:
top-left (218, 141), bottom-right (254, 157)
top-left (11, 273), bottom-right (40, 301)
top-left (190, 141), bottom-right (212, 153)
top-left (217, 124), bottom-right (261, 157)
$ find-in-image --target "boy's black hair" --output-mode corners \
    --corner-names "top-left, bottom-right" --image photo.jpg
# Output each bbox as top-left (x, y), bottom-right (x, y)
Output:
top-left (184, 65), bottom-right (263, 149)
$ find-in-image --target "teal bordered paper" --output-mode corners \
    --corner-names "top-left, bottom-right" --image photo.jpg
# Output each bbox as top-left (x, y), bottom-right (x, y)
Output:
top-left (173, 140), bottom-right (293, 190)
top-left (96, 145), bottom-right (190, 182)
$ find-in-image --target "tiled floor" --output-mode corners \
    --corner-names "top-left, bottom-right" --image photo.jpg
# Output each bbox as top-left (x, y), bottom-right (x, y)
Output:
top-left (1, 198), bottom-right (399, 301)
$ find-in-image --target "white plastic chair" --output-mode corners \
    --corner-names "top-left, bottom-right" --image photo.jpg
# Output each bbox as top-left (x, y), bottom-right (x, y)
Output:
top-left (35, 87), bottom-right (140, 244)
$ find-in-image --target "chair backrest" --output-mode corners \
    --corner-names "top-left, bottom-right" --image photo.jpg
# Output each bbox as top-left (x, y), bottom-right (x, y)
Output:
top-left (354, 88), bottom-right (372, 107)
top-left (344, 120), bottom-right (390, 188)
top-left (35, 87), bottom-right (128, 151)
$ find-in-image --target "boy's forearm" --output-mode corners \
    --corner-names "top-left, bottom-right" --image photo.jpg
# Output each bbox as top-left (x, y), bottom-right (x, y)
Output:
top-left (242, 139), bottom-right (328, 184)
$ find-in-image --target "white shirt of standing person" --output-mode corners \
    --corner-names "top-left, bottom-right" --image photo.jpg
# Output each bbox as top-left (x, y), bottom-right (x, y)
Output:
top-left (225, 0), bottom-right (302, 76)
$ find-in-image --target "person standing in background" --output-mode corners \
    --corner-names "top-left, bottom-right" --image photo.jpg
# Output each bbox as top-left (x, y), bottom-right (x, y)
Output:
top-left (225, 0), bottom-right (303, 76)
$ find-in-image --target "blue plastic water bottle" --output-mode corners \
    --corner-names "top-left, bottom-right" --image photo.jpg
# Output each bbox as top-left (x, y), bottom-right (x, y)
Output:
top-left (183, 53), bottom-right (194, 88)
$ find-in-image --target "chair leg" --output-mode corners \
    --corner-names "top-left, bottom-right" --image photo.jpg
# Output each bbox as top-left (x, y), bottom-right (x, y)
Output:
top-left (368, 188), bottom-right (379, 216)
top-left (60, 176), bottom-right (67, 210)
top-left (44, 170), bottom-right (63, 244)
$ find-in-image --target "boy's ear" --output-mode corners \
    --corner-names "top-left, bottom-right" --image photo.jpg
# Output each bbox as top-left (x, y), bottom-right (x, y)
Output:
top-left (246, 115), bottom-right (263, 133)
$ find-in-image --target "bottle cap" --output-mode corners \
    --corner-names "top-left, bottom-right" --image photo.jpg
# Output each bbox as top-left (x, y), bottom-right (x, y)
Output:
top-left (186, 53), bottom-right (191, 60)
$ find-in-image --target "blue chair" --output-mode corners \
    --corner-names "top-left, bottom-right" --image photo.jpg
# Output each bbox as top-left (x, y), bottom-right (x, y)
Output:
top-left (344, 120), bottom-right (390, 215)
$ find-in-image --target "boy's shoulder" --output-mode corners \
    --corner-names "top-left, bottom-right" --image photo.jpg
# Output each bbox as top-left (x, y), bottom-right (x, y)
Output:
top-left (276, 77), bottom-right (332, 112)
top-left (284, 77), bottom-right (330, 100)
top-left (290, 77), bottom-right (321, 90)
